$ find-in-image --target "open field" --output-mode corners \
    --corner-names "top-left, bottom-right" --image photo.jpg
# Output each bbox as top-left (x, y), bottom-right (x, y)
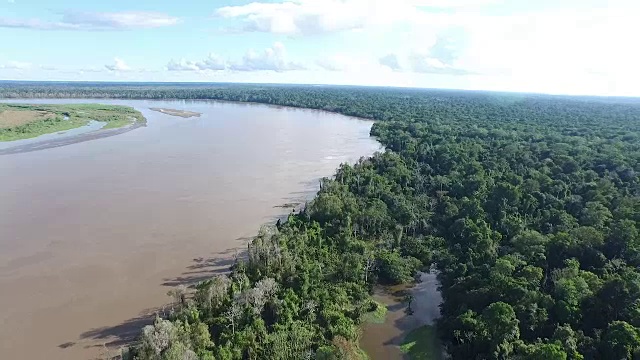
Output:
top-left (0, 109), bottom-right (56, 128)
top-left (0, 103), bottom-right (145, 141)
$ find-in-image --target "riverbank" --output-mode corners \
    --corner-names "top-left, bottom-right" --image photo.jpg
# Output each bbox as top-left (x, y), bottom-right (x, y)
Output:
top-left (0, 103), bottom-right (145, 142)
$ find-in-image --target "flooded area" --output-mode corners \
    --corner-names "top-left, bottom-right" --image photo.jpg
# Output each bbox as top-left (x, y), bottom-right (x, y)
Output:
top-left (360, 271), bottom-right (443, 360)
top-left (0, 99), bottom-right (382, 360)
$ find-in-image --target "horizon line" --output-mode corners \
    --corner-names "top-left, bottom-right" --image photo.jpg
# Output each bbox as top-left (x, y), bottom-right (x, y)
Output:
top-left (0, 79), bottom-right (639, 100)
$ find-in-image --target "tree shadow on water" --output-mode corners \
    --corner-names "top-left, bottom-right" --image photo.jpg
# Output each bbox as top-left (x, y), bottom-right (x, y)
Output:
top-left (78, 312), bottom-right (155, 348)
top-left (69, 244), bottom-right (250, 357)
top-left (59, 308), bottom-right (160, 357)
top-left (160, 247), bottom-right (248, 288)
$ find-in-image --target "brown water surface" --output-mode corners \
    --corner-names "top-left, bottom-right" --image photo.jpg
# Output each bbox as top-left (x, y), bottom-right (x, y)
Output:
top-left (0, 99), bottom-right (381, 360)
top-left (360, 272), bottom-right (443, 360)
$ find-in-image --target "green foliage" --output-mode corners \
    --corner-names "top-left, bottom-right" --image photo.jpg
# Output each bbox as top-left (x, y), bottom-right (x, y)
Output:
top-left (400, 325), bottom-right (443, 360)
top-left (361, 301), bottom-right (387, 324)
top-left (0, 103), bottom-right (145, 141)
top-left (7, 84), bottom-right (640, 359)
top-left (520, 342), bottom-right (568, 360)
top-left (376, 250), bottom-right (421, 284)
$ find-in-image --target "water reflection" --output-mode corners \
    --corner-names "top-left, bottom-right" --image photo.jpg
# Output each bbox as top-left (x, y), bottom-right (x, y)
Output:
top-left (360, 271), bottom-right (443, 360)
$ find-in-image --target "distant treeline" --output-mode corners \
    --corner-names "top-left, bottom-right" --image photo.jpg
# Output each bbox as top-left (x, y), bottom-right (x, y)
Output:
top-left (5, 83), bottom-right (640, 359)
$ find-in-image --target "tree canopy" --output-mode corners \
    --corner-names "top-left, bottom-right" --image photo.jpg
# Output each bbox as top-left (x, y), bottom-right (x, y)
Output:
top-left (5, 83), bottom-right (640, 359)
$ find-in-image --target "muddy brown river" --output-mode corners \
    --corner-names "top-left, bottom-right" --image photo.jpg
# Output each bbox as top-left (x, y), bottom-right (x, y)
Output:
top-left (0, 99), bottom-right (381, 360)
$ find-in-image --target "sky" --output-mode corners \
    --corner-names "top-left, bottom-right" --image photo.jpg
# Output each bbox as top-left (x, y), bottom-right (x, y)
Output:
top-left (0, 0), bottom-right (638, 96)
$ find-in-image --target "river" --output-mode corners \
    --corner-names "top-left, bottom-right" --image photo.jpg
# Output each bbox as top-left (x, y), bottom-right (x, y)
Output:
top-left (0, 99), bottom-right (382, 360)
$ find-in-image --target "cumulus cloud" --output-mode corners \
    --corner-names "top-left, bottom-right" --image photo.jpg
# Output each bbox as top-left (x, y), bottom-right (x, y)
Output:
top-left (379, 54), bottom-right (401, 71)
top-left (316, 58), bottom-right (344, 71)
top-left (215, 0), bottom-right (423, 35)
top-left (377, 33), bottom-right (472, 75)
top-left (166, 59), bottom-right (201, 71)
top-left (0, 61), bottom-right (31, 70)
top-left (198, 54), bottom-right (227, 71)
top-left (166, 54), bottom-right (226, 71)
top-left (0, 11), bottom-right (179, 30)
top-left (231, 42), bottom-right (305, 71)
top-left (413, 0), bottom-right (501, 7)
top-left (408, 52), bottom-right (471, 75)
top-left (214, 0), bottom-right (504, 35)
top-left (168, 43), bottom-right (305, 72)
top-left (427, 35), bottom-right (464, 65)
top-left (105, 58), bottom-right (132, 71)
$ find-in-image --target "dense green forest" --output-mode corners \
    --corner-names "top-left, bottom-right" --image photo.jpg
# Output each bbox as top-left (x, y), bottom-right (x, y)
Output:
top-left (4, 82), bottom-right (640, 359)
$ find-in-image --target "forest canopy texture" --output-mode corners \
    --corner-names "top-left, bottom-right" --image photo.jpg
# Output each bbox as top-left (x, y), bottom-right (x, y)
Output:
top-left (4, 82), bottom-right (640, 359)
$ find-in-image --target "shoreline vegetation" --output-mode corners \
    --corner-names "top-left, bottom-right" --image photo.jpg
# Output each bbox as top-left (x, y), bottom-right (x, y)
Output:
top-left (149, 107), bottom-right (201, 118)
top-left (0, 103), bottom-right (145, 142)
top-left (3, 84), bottom-right (640, 360)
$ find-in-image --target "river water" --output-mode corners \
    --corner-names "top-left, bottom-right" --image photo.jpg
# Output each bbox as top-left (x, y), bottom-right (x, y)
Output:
top-left (0, 99), bottom-right (382, 360)
top-left (360, 272), bottom-right (443, 360)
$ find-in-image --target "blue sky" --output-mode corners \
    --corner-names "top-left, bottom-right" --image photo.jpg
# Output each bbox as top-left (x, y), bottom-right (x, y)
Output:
top-left (0, 0), bottom-right (637, 96)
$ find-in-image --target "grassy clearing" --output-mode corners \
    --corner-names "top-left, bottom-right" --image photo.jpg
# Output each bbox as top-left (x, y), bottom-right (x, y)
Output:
top-left (0, 103), bottom-right (146, 141)
top-left (362, 301), bottom-right (388, 324)
top-left (0, 110), bottom-right (56, 128)
top-left (400, 325), bottom-right (444, 360)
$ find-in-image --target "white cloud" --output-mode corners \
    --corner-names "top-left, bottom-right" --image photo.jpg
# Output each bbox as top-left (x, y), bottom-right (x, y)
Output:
top-left (0, 61), bottom-right (31, 70)
top-left (168, 43), bottom-right (305, 72)
top-left (377, 33), bottom-right (471, 75)
top-left (198, 54), bottom-right (226, 71)
top-left (213, 0), bottom-right (508, 36)
top-left (412, 0), bottom-right (500, 7)
top-left (451, 6), bottom-right (640, 79)
top-left (166, 59), bottom-right (201, 71)
top-left (316, 58), bottom-right (344, 71)
top-left (166, 54), bottom-right (226, 71)
top-left (5, 1), bottom-right (640, 96)
top-left (407, 52), bottom-right (471, 75)
top-left (231, 42), bottom-right (305, 71)
top-left (215, 0), bottom-right (431, 35)
top-left (0, 11), bottom-right (179, 30)
top-left (379, 54), bottom-right (401, 71)
top-left (379, 51), bottom-right (471, 75)
top-left (105, 58), bottom-right (132, 72)
top-left (213, 0), bottom-right (640, 92)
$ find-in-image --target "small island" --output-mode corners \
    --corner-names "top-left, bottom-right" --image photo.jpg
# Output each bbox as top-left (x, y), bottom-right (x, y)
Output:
top-left (0, 103), bottom-right (145, 142)
top-left (149, 107), bottom-right (201, 118)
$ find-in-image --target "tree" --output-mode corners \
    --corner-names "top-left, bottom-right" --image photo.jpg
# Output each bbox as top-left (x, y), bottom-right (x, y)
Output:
top-left (601, 321), bottom-right (640, 359)
top-left (524, 342), bottom-right (568, 360)
top-left (482, 302), bottom-right (520, 359)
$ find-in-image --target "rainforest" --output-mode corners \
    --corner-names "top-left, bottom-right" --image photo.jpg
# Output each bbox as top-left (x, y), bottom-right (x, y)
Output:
top-left (3, 82), bottom-right (640, 359)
